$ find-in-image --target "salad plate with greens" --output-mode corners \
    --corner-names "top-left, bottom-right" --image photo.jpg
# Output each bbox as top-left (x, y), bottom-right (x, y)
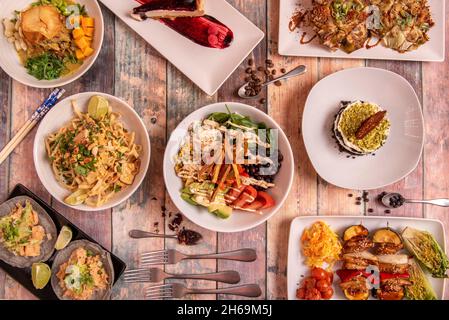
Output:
top-left (164, 102), bottom-right (294, 233)
top-left (0, 0), bottom-right (103, 88)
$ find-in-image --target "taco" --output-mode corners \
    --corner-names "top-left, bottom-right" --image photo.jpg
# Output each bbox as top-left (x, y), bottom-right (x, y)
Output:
top-left (51, 240), bottom-right (114, 300)
top-left (0, 196), bottom-right (57, 268)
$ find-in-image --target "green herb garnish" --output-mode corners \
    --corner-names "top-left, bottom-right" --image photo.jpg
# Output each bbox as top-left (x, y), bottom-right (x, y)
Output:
top-left (25, 53), bottom-right (65, 81)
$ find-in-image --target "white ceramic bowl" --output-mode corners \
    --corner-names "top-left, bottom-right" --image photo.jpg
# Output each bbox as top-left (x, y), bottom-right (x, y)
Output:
top-left (0, 0), bottom-right (104, 88)
top-left (302, 67), bottom-right (424, 190)
top-left (164, 102), bottom-right (294, 233)
top-left (33, 92), bottom-right (151, 212)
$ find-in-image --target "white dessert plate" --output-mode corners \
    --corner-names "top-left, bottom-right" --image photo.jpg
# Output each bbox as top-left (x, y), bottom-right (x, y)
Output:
top-left (0, 0), bottom-right (104, 88)
top-left (163, 102), bottom-right (294, 233)
top-left (279, 0), bottom-right (445, 62)
top-left (302, 67), bottom-right (424, 190)
top-left (287, 216), bottom-right (446, 300)
top-left (99, 0), bottom-right (264, 96)
top-left (33, 92), bottom-right (151, 212)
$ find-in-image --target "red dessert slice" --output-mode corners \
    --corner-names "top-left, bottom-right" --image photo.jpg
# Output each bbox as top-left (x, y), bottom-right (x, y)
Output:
top-left (132, 0), bottom-right (205, 20)
top-left (161, 15), bottom-right (234, 49)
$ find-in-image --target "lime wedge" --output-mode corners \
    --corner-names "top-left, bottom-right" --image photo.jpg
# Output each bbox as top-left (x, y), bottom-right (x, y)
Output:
top-left (64, 189), bottom-right (88, 206)
top-left (32, 263), bottom-right (51, 290)
top-left (55, 226), bottom-right (73, 250)
top-left (87, 95), bottom-right (109, 120)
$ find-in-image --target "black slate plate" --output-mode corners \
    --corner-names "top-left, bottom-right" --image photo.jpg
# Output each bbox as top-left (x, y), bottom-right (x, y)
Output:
top-left (0, 184), bottom-right (127, 300)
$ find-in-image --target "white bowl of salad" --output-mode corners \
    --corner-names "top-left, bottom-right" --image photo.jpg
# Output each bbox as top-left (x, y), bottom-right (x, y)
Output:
top-left (164, 102), bottom-right (294, 233)
top-left (0, 0), bottom-right (103, 88)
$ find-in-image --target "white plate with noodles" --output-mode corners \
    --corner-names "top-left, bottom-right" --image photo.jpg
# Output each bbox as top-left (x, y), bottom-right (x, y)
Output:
top-left (33, 92), bottom-right (150, 211)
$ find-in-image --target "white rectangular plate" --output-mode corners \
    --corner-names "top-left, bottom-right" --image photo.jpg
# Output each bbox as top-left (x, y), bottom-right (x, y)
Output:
top-left (99, 0), bottom-right (264, 95)
top-left (279, 0), bottom-right (445, 62)
top-left (287, 216), bottom-right (447, 300)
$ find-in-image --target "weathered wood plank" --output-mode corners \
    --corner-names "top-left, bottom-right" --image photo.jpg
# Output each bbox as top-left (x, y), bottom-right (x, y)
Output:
top-left (0, 66), bottom-right (12, 299)
top-left (111, 17), bottom-right (167, 300)
top-left (5, 84), bottom-right (47, 300)
top-left (166, 66), bottom-right (217, 300)
top-left (216, 0), bottom-right (267, 300)
top-left (365, 60), bottom-right (424, 218)
top-left (266, 0), bottom-right (319, 299)
top-left (317, 59), bottom-right (365, 216)
top-left (50, 4), bottom-right (116, 251)
top-left (423, 4), bottom-right (449, 299)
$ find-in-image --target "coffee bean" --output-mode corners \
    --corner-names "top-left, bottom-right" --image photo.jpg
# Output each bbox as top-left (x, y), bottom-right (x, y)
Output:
top-left (356, 197), bottom-right (362, 201)
top-left (266, 59), bottom-right (273, 65)
top-left (368, 208), bottom-right (374, 213)
top-left (272, 69), bottom-right (277, 75)
top-left (245, 67), bottom-right (252, 74)
top-left (274, 80), bottom-right (282, 87)
top-left (281, 68), bottom-right (287, 73)
top-left (348, 194), bottom-right (353, 197)
top-left (248, 58), bottom-right (254, 66)
top-left (356, 201), bottom-right (362, 205)
top-left (260, 98), bottom-right (266, 104)
top-left (150, 117), bottom-right (157, 124)
top-left (385, 209), bottom-right (391, 214)
top-left (269, 75), bottom-right (274, 81)
top-left (257, 66), bottom-right (264, 71)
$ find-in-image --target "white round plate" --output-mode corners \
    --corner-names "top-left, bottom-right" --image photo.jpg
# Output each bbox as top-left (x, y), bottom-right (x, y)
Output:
top-left (164, 102), bottom-right (294, 233)
top-left (33, 92), bottom-right (151, 212)
top-left (302, 67), bottom-right (424, 190)
top-left (0, 0), bottom-right (104, 88)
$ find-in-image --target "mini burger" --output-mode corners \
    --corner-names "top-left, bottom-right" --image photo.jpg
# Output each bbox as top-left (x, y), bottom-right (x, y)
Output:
top-left (333, 101), bottom-right (390, 156)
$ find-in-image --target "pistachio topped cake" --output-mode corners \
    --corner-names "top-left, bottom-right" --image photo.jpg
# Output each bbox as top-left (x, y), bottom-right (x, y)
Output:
top-left (333, 101), bottom-right (390, 156)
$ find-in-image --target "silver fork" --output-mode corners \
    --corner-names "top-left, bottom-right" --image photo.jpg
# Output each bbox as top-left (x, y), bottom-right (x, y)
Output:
top-left (140, 248), bottom-right (257, 266)
top-left (124, 268), bottom-right (241, 284)
top-left (145, 283), bottom-right (262, 299)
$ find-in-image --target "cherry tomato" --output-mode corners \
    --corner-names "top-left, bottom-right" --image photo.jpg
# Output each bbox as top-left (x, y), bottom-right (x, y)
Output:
top-left (321, 287), bottom-right (334, 300)
top-left (302, 277), bottom-right (316, 289)
top-left (305, 288), bottom-right (321, 300)
top-left (327, 271), bottom-right (334, 284)
top-left (311, 267), bottom-right (328, 280)
top-left (296, 287), bottom-right (306, 299)
top-left (316, 279), bottom-right (330, 292)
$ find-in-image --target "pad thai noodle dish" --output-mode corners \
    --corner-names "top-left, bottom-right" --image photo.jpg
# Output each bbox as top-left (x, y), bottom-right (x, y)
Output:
top-left (174, 107), bottom-right (283, 219)
top-left (45, 95), bottom-right (142, 207)
top-left (2, 0), bottom-right (95, 80)
top-left (289, 0), bottom-right (434, 54)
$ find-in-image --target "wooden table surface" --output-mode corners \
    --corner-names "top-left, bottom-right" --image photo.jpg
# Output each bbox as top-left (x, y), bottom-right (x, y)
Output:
top-left (0, 1), bottom-right (448, 300)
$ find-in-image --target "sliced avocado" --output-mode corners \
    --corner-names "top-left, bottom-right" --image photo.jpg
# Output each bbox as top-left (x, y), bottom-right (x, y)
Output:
top-left (181, 193), bottom-right (197, 206)
top-left (208, 204), bottom-right (232, 219)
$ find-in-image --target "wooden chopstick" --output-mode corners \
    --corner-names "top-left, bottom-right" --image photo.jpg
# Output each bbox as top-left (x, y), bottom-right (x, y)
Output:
top-left (0, 89), bottom-right (65, 166)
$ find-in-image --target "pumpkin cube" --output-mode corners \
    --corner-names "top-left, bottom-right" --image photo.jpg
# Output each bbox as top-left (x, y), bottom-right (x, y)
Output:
top-left (74, 37), bottom-right (88, 50)
top-left (81, 17), bottom-right (94, 29)
top-left (83, 47), bottom-right (94, 57)
top-left (75, 49), bottom-right (85, 60)
top-left (83, 26), bottom-right (94, 37)
top-left (72, 27), bottom-right (84, 40)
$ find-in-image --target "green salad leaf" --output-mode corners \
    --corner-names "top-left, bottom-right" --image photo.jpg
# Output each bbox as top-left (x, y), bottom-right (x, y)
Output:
top-left (402, 227), bottom-right (449, 278)
top-left (406, 258), bottom-right (438, 300)
top-left (25, 53), bottom-right (65, 81)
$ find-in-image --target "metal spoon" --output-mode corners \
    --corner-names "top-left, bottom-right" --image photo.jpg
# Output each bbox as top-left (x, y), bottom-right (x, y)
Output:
top-left (381, 192), bottom-right (449, 208)
top-left (129, 229), bottom-right (203, 246)
top-left (237, 65), bottom-right (307, 99)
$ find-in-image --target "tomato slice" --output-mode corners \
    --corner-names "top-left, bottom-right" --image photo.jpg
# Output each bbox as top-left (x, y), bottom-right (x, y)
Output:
top-left (242, 200), bottom-right (264, 211)
top-left (225, 183), bottom-right (246, 204)
top-left (244, 186), bottom-right (258, 199)
top-left (256, 191), bottom-right (275, 209)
